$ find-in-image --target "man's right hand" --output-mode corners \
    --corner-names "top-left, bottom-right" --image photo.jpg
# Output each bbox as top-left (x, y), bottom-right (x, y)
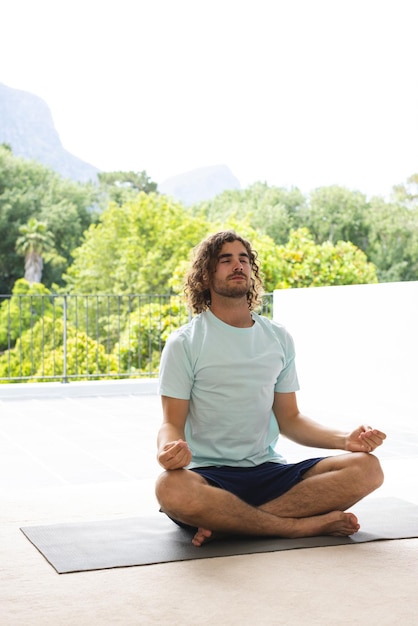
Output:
top-left (158, 439), bottom-right (192, 470)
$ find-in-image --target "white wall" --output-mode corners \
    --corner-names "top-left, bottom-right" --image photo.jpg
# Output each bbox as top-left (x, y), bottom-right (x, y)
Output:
top-left (273, 282), bottom-right (418, 431)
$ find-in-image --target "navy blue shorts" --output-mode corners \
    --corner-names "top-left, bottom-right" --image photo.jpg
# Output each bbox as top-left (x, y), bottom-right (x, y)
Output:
top-left (167, 458), bottom-right (324, 530)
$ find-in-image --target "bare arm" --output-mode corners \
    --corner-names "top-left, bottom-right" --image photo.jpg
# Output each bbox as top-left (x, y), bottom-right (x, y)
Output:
top-left (157, 396), bottom-right (193, 470)
top-left (272, 392), bottom-right (386, 453)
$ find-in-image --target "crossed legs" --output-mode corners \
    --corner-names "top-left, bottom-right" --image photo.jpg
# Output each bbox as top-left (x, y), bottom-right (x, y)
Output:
top-left (155, 453), bottom-right (384, 546)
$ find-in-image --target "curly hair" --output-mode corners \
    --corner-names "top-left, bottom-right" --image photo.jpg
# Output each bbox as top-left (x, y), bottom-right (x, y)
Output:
top-left (185, 230), bottom-right (264, 314)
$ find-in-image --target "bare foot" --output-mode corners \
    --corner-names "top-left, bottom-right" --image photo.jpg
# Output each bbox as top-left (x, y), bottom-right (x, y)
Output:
top-left (192, 527), bottom-right (213, 547)
top-left (288, 511), bottom-right (360, 538)
top-left (191, 511), bottom-right (360, 546)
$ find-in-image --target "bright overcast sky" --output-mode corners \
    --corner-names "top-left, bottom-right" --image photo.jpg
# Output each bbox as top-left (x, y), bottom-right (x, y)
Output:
top-left (2, 0), bottom-right (418, 197)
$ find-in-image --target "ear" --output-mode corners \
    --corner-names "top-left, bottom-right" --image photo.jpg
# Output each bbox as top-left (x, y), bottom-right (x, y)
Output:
top-left (201, 270), bottom-right (210, 289)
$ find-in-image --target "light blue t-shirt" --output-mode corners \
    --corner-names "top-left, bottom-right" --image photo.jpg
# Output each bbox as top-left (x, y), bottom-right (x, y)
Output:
top-left (158, 310), bottom-right (299, 468)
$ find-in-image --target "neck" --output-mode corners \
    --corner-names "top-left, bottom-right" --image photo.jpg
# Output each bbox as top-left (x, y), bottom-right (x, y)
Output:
top-left (209, 296), bottom-right (254, 328)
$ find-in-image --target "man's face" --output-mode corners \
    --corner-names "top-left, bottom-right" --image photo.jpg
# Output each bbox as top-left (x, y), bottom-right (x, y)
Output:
top-left (210, 240), bottom-right (252, 300)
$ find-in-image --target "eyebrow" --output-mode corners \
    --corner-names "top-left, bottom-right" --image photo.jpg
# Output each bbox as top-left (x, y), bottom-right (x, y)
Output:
top-left (218, 252), bottom-right (250, 260)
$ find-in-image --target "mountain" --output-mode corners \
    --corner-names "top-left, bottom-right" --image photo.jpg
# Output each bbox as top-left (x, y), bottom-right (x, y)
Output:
top-left (159, 164), bottom-right (241, 205)
top-left (0, 83), bottom-right (99, 182)
top-left (0, 83), bottom-right (241, 200)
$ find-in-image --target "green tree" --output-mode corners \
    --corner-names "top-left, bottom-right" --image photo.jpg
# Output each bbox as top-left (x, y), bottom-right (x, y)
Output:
top-left (273, 228), bottom-right (378, 289)
top-left (64, 192), bottom-right (210, 295)
top-left (365, 196), bottom-right (418, 282)
top-left (98, 170), bottom-right (158, 205)
top-left (193, 182), bottom-right (306, 245)
top-left (15, 218), bottom-right (57, 284)
top-left (0, 145), bottom-right (98, 293)
top-left (392, 172), bottom-right (418, 208)
top-left (301, 186), bottom-right (370, 250)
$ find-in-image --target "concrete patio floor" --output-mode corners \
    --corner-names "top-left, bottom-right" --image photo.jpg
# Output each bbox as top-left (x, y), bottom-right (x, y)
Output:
top-left (1, 380), bottom-right (418, 625)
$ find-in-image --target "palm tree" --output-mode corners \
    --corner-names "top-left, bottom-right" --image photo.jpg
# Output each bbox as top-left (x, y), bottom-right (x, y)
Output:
top-left (15, 218), bottom-right (55, 284)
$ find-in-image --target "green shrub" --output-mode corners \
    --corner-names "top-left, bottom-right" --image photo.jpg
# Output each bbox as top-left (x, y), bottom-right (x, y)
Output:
top-left (274, 228), bottom-right (378, 289)
top-left (0, 279), bottom-right (58, 350)
top-left (0, 315), bottom-right (117, 381)
top-left (113, 298), bottom-right (190, 375)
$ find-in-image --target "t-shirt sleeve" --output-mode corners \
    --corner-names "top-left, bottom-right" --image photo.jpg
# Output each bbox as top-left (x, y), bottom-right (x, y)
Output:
top-left (158, 332), bottom-right (194, 399)
top-left (274, 328), bottom-right (300, 393)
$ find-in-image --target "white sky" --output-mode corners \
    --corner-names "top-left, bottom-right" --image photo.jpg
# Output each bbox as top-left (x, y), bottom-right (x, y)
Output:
top-left (2, 0), bottom-right (418, 197)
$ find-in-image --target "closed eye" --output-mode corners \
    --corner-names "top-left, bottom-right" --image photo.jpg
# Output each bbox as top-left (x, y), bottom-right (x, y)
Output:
top-left (218, 255), bottom-right (250, 264)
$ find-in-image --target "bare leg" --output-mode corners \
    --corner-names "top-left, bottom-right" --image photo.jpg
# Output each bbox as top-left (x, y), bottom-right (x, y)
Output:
top-left (260, 453), bottom-right (384, 517)
top-left (155, 453), bottom-right (383, 546)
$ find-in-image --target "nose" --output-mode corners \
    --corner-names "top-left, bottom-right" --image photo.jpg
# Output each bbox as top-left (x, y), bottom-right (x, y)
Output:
top-left (233, 258), bottom-right (244, 272)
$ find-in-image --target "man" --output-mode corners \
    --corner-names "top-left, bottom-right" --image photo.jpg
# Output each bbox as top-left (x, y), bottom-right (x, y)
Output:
top-left (156, 230), bottom-right (386, 547)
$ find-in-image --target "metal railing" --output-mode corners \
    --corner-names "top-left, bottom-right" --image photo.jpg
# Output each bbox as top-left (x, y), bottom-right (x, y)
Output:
top-left (0, 293), bottom-right (273, 383)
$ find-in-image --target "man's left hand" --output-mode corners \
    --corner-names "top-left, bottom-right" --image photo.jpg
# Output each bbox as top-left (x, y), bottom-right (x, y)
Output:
top-left (346, 425), bottom-right (386, 453)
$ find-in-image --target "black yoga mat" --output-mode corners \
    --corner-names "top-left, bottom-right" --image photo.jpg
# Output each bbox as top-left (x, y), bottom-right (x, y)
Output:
top-left (21, 498), bottom-right (418, 574)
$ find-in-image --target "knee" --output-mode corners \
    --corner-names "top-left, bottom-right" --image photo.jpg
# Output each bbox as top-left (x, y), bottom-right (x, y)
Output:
top-left (359, 453), bottom-right (384, 490)
top-left (155, 471), bottom-right (178, 510)
top-left (155, 469), bottom-right (196, 515)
